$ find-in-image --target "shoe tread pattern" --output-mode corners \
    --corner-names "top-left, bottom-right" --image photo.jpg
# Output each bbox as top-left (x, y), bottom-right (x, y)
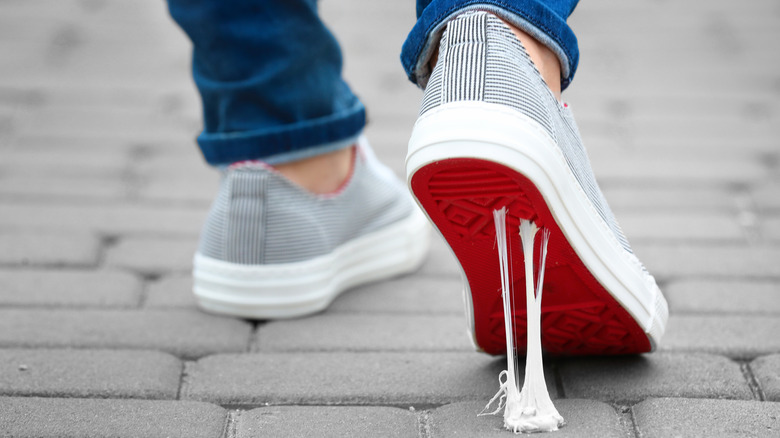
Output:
top-left (412, 158), bottom-right (650, 355)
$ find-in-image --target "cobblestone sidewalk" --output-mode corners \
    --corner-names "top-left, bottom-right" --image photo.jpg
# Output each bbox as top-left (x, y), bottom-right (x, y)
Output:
top-left (1, 0), bottom-right (779, 436)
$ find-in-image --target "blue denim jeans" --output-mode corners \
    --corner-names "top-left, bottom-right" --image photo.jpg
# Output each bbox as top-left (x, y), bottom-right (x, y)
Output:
top-left (167, 0), bottom-right (579, 166)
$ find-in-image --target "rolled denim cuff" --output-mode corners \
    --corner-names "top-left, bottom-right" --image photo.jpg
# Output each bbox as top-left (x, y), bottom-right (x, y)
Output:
top-left (197, 101), bottom-right (365, 166)
top-left (401, 1), bottom-right (579, 90)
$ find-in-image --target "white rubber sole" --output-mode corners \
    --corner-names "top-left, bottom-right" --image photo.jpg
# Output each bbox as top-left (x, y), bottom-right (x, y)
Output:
top-left (193, 208), bottom-right (431, 319)
top-left (406, 101), bottom-right (668, 350)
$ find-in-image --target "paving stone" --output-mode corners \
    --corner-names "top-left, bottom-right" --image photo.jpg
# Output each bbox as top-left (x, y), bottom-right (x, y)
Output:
top-left (136, 170), bottom-right (219, 204)
top-left (661, 315), bottom-right (780, 359)
top-left (633, 244), bottom-right (780, 279)
top-left (328, 275), bottom-right (463, 314)
top-left (0, 348), bottom-right (181, 399)
top-left (429, 400), bottom-right (626, 437)
top-left (236, 406), bottom-right (419, 438)
top-left (603, 186), bottom-right (740, 213)
top-left (417, 235), bottom-right (460, 277)
top-left (618, 212), bottom-right (744, 243)
top-left (664, 279), bottom-right (780, 314)
top-left (0, 269), bottom-right (141, 307)
top-left (254, 314), bottom-right (472, 352)
top-left (754, 181), bottom-right (780, 212)
top-left (182, 352), bottom-right (557, 406)
top-left (1, 136), bottom-right (134, 170)
top-left (557, 353), bottom-right (751, 403)
top-left (763, 216), bottom-right (780, 242)
top-left (750, 354), bottom-right (780, 401)
top-left (18, 106), bottom-right (192, 138)
top-left (0, 233), bottom-right (100, 267)
top-left (0, 309), bottom-right (251, 359)
top-left (145, 273), bottom-right (195, 308)
top-left (0, 396), bottom-right (226, 438)
top-left (105, 236), bottom-right (197, 274)
top-left (591, 155), bottom-right (767, 185)
top-left (0, 201), bottom-right (206, 236)
top-left (0, 175), bottom-right (128, 200)
top-left (632, 397), bottom-right (780, 438)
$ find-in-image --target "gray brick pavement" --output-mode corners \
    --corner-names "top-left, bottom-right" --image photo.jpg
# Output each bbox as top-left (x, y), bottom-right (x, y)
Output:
top-left (181, 352), bottom-right (555, 406)
top-left (235, 406), bottom-right (419, 438)
top-left (254, 314), bottom-right (473, 352)
top-left (428, 400), bottom-right (627, 437)
top-left (632, 398), bottom-right (780, 438)
top-left (661, 315), bottom-right (780, 359)
top-left (0, 269), bottom-right (141, 307)
top-left (635, 244), bottom-right (780, 279)
top-left (557, 353), bottom-right (752, 403)
top-left (755, 182), bottom-right (780, 212)
top-left (144, 273), bottom-right (195, 308)
top-left (105, 235), bottom-right (198, 274)
top-left (0, 309), bottom-right (251, 359)
top-left (0, 397), bottom-right (226, 438)
top-left (665, 279), bottom-right (780, 315)
top-left (328, 276), bottom-right (464, 314)
top-left (0, 233), bottom-right (100, 268)
top-left (751, 354), bottom-right (780, 402)
top-left (0, 349), bottom-right (181, 399)
top-left (618, 212), bottom-right (744, 243)
top-left (0, 0), bottom-right (778, 435)
top-left (0, 201), bottom-right (206, 236)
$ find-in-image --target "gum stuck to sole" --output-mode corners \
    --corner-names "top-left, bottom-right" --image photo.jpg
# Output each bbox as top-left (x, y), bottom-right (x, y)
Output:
top-left (411, 158), bottom-right (651, 356)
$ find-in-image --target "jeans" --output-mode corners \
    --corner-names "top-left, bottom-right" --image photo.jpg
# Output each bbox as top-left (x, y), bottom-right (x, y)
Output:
top-left (167, 0), bottom-right (580, 166)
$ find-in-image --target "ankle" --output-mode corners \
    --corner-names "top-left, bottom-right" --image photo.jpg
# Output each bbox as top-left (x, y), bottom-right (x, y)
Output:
top-left (503, 22), bottom-right (562, 100)
top-left (273, 146), bottom-right (355, 195)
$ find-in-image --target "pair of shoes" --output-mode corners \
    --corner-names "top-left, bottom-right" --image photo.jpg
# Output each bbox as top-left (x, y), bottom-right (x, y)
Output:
top-left (192, 10), bottom-right (668, 355)
top-left (192, 136), bottom-right (430, 319)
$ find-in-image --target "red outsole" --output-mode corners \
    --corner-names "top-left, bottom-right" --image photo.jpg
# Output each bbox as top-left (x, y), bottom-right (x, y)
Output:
top-left (411, 158), bottom-right (651, 356)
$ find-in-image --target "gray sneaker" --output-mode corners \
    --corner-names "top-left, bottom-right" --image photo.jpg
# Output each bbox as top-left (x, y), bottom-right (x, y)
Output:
top-left (194, 136), bottom-right (430, 319)
top-left (406, 11), bottom-right (668, 355)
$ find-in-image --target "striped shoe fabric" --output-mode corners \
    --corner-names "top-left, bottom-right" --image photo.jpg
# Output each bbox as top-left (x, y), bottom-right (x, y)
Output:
top-left (407, 11), bottom-right (668, 355)
top-left (194, 136), bottom-right (430, 319)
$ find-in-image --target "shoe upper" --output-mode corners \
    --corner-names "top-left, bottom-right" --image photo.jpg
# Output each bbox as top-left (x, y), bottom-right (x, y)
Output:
top-left (198, 138), bottom-right (414, 265)
top-left (420, 11), bottom-right (636, 259)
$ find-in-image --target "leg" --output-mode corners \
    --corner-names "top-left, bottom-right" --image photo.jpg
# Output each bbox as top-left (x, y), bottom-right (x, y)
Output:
top-left (167, 0), bottom-right (364, 167)
top-left (166, 0), bottom-right (431, 318)
top-left (403, 2), bottom-right (669, 355)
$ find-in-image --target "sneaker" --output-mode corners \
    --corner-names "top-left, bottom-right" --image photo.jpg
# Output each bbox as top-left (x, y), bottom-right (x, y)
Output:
top-left (193, 136), bottom-right (431, 319)
top-left (406, 11), bottom-right (668, 355)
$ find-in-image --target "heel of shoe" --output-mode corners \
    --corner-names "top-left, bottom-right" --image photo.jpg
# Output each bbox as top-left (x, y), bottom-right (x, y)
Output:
top-left (193, 209), bottom-right (431, 319)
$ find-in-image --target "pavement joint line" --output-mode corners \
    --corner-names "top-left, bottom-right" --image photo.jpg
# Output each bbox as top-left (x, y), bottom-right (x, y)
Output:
top-left (95, 233), bottom-right (120, 269)
top-left (0, 260), bottom-right (98, 270)
top-left (178, 361), bottom-right (195, 400)
top-left (136, 271), bottom-right (162, 308)
top-left (216, 402), bottom-right (447, 411)
top-left (246, 322), bottom-right (263, 353)
top-left (174, 360), bottom-right (187, 401)
top-left (626, 403), bottom-right (642, 438)
top-left (740, 361), bottom-right (766, 401)
top-left (417, 409), bottom-right (433, 438)
top-left (223, 410), bottom-right (239, 438)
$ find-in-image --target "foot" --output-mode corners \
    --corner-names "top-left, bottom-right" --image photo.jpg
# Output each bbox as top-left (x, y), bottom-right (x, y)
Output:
top-left (194, 136), bottom-right (431, 319)
top-left (407, 11), bottom-right (668, 355)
